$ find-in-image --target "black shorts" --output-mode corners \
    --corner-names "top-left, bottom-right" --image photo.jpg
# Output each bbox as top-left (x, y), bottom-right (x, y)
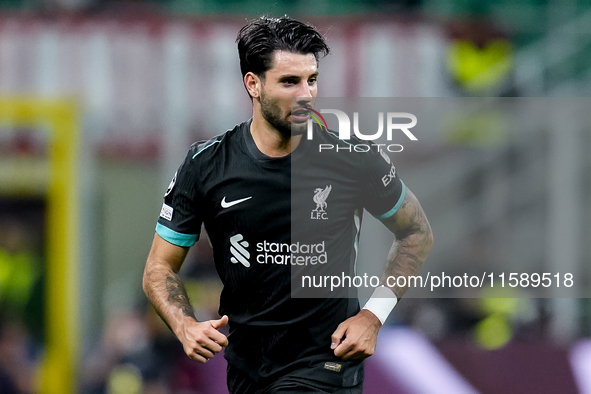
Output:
top-left (227, 362), bottom-right (364, 394)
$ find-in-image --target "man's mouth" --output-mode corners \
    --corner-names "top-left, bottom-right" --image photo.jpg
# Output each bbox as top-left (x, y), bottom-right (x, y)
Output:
top-left (291, 108), bottom-right (311, 122)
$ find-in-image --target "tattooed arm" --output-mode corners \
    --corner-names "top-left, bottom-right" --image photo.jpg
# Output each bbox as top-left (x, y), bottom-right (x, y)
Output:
top-left (332, 187), bottom-right (433, 361)
top-left (379, 187), bottom-right (434, 298)
top-left (143, 234), bottom-right (228, 363)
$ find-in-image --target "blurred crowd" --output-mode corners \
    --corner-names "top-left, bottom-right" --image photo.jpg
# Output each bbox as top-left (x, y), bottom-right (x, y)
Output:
top-left (81, 305), bottom-right (212, 394)
top-left (0, 218), bottom-right (43, 394)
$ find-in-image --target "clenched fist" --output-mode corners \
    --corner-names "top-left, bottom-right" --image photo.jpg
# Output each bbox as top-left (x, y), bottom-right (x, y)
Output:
top-left (330, 309), bottom-right (381, 361)
top-left (176, 315), bottom-right (229, 363)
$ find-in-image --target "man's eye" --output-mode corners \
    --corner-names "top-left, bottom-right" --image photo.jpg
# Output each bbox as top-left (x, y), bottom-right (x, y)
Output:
top-left (283, 79), bottom-right (297, 85)
top-left (309, 78), bottom-right (317, 84)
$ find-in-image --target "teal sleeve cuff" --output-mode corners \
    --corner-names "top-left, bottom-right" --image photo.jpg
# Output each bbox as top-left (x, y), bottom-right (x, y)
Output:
top-left (373, 180), bottom-right (407, 221)
top-left (156, 223), bottom-right (199, 247)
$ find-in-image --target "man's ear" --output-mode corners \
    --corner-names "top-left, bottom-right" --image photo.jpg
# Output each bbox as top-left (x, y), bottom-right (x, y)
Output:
top-left (244, 72), bottom-right (262, 99)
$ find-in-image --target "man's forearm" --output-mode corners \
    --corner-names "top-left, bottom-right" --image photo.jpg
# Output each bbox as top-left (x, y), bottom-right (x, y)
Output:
top-left (381, 188), bottom-right (434, 298)
top-left (143, 236), bottom-right (227, 363)
top-left (143, 260), bottom-right (196, 334)
top-left (383, 231), bottom-right (432, 298)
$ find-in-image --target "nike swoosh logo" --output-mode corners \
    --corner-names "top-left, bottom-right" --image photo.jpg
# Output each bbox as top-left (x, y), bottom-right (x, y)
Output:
top-left (221, 196), bottom-right (252, 208)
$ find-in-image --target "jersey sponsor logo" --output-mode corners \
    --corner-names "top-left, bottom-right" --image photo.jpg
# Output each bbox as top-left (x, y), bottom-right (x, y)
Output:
top-left (160, 203), bottom-right (173, 221)
top-left (221, 196), bottom-right (252, 208)
top-left (229, 236), bottom-right (329, 268)
top-left (256, 240), bottom-right (327, 266)
top-left (164, 171), bottom-right (177, 197)
top-left (311, 185), bottom-right (332, 220)
top-left (230, 234), bottom-right (250, 268)
top-left (382, 165), bottom-right (397, 187)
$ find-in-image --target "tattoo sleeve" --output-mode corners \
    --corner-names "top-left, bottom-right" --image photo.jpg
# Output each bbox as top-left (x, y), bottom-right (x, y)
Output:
top-left (143, 245), bottom-right (196, 335)
top-left (166, 271), bottom-right (196, 319)
top-left (381, 187), bottom-right (433, 299)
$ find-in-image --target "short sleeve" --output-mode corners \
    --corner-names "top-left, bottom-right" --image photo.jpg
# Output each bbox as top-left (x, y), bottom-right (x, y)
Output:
top-left (156, 148), bottom-right (203, 247)
top-left (360, 149), bottom-right (406, 220)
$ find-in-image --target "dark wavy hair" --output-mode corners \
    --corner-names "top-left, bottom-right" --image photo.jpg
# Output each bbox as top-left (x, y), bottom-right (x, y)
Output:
top-left (236, 15), bottom-right (330, 82)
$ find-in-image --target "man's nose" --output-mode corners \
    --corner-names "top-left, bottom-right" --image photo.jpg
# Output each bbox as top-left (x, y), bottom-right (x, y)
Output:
top-left (297, 81), bottom-right (313, 98)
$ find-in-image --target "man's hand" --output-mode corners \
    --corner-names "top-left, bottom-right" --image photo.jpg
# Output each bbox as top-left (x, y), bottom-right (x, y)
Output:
top-left (330, 309), bottom-right (382, 361)
top-left (177, 315), bottom-right (229, 363)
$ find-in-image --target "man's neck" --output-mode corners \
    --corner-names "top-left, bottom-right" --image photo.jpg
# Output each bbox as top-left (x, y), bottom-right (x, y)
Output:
top-left (250, 112), bottom-right (302, 158)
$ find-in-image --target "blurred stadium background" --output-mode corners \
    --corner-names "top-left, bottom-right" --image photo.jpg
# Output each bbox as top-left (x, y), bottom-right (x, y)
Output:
top-left (1, 0), bottom-right (591, 393)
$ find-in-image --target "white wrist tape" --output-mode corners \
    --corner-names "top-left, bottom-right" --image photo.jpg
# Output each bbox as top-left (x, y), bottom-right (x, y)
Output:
top-left (362, 286), bottom-right (398, 325)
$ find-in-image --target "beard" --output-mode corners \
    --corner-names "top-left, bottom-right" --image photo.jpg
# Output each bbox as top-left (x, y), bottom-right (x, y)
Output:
top-left (260, 89), bottom-right (307, 137)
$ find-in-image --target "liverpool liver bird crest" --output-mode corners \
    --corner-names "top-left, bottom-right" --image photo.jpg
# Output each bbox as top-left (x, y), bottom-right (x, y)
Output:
top-left (313, 185), bottom-right (332, 212)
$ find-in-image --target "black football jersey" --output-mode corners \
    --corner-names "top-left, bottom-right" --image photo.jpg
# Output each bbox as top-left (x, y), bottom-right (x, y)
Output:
top-left (156, 119), bottom-right (405, 383)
